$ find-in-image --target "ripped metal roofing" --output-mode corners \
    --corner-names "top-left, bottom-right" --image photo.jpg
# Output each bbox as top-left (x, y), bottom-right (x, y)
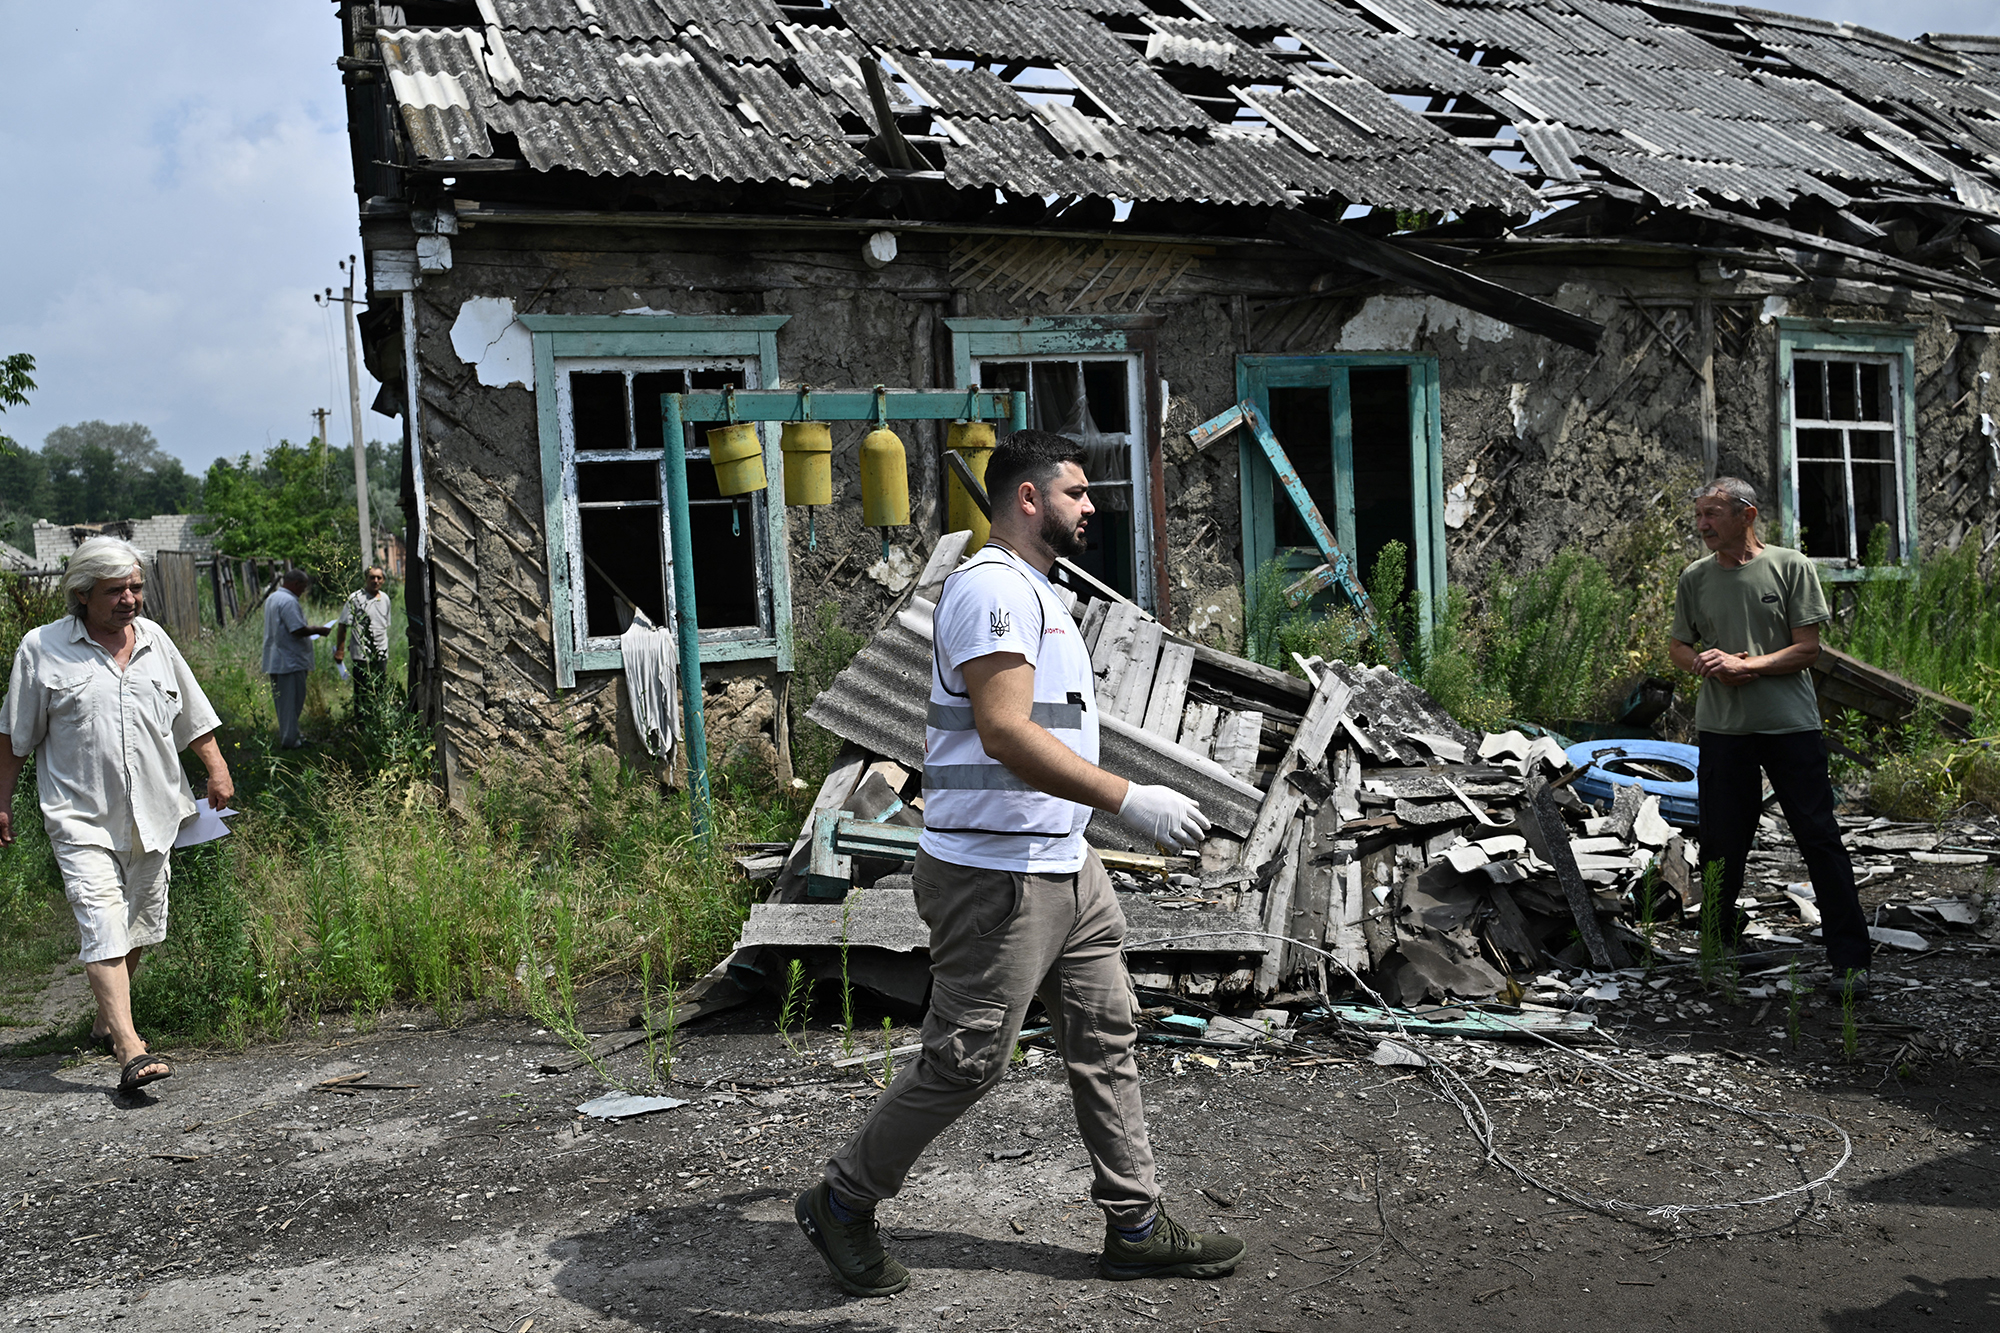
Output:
top-left (373, 0), bottom-right (2000, 220)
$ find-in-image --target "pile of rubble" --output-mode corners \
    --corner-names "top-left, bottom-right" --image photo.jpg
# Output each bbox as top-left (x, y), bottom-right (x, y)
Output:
top-left (725, 532), bottom-right (1715, 1015)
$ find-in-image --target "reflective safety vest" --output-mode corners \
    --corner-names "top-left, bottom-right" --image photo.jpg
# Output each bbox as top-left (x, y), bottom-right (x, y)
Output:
top-left (919, 544), bottom-right (1100, 870)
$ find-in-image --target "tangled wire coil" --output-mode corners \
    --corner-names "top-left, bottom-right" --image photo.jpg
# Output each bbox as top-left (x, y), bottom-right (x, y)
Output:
top-left (1131, 928), bottom-right (1854, 1239)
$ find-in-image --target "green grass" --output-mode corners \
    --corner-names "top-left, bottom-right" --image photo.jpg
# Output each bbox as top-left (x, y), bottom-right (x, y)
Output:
top-left (2, 577), bottom-right (805, 1053)
top-left (1238, 476), bottom-right (1698, 734)
top-left (1830, 529), bottom-right (2000, 731)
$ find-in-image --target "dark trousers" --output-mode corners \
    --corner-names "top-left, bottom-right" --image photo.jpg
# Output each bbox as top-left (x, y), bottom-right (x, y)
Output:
top-left (1697, 730), bottom-right (1871, 973)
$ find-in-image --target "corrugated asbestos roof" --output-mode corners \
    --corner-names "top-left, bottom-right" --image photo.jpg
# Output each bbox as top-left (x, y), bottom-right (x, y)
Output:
top-left (374, 0), bottom-right (2000, 219)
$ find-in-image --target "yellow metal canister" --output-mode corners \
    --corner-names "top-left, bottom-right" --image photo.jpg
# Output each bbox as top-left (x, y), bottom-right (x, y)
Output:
top-left (944, 419), bottom-right (996, 551)
top-left (859, 427), bottom-right (910, 527)
top-left (779, 421), bottom-right (832, 506)
top-left (705, 422), bottom-right (767, 496)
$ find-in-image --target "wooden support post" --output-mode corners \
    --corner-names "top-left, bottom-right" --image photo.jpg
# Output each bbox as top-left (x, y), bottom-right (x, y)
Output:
top-left (1522, 773), bottom-right (1628, 970)
top-left (1695, 290), bottom-right (1719, 482)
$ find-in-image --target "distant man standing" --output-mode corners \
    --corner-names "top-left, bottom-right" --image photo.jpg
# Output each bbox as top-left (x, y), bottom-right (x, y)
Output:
top-left (332, 566), bottom-right (391, 721)
top-left (1669, 477), bottom-right (1871, 995)
top-left (262, 569), bottom-right (331, 750)
top-left (0, 536), bottom-right (234, 1094)
top-left (796, 431), bottom-right (1243, 1296)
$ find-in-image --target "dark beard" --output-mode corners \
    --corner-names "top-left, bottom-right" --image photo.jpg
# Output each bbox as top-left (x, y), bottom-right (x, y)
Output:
top-left (1038, 505), bottom-right (1088, 559)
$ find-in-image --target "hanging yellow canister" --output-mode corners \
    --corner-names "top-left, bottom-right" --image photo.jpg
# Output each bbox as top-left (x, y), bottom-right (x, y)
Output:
top-left (944, 419), bottom-right (996, 551)
top-left (859, 426), bottom-right (909, 527)
top-left (706, 422), bottom-right (767, 496)
top-left (779, 421), bottom-right (832, 506)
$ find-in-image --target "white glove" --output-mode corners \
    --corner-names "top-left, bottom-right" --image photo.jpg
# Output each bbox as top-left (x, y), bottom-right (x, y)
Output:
top-left (1118, 783), bottom-right (1212, 851)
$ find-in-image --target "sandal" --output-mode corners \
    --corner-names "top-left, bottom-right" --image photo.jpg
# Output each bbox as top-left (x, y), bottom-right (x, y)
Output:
top-left (118, 1052), bottom-right (172, 1093)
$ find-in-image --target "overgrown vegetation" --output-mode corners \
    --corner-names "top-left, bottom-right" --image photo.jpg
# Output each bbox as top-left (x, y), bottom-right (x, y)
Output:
top-left (791, 599), bottom-right (869, 791)
top-left (1243, 476), bottom-right (1697, 734)
top-left (2, 572), bottom-right (799, 1053)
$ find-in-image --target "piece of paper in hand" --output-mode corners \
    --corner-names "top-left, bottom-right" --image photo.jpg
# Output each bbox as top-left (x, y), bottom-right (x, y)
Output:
top-left (174, 806), bottom-right (239, 849)
top-left (337, 661), bottom-right (350, 681)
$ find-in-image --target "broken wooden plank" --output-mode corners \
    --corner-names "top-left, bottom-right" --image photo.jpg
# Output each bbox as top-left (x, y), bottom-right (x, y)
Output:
top-left (1812, 643), bottom-right (1973, 737)
top-left (913, 530), bottom-right (973, 603)
top-left (1078, 597), bottom-right (1109, 655)
top-left (1314, 1000), bottom-right (1603, 1044)
top-left (1092, 602), bottom-right (1145, 709)
top-left (1178, 700), bottom-right (1221, 757)
top-left (1243, 675), bottom-right (1354, 878)
top-left (1109, 618), bottom-right (1165, 725)
top-left (1209, 709), bottom-right (1264, 781)
top-left (1141, 638), bottom-right (1196, 738)
top-left (1521, 773), bottom-right (1628, 970)
top-left (772, 742), bottom-right (870, 904)
top-left (1254, 816), bottom-right (1310, 993)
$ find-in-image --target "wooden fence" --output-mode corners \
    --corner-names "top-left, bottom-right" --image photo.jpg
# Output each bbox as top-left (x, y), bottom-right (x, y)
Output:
top-left (147, 551), bottom-right (203, 642)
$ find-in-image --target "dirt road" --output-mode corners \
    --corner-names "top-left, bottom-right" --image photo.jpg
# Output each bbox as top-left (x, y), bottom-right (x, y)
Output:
top-left (4, 934), bottom-right (1997, 1333)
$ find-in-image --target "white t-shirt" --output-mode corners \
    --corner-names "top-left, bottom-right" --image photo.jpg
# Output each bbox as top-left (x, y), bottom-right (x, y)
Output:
top-left (919, 548), bottom-right (1099, 873)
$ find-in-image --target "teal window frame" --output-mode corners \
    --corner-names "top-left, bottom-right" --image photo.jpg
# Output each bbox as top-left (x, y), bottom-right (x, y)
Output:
top-left (946, 316), bottom-right (1165, 613)
top-left (523, 313), bottom-right (793, 688)
top-left (1774, 318), bottom-right (1917, 580)
top-left (1235, 354), bottom-right (1445, 630)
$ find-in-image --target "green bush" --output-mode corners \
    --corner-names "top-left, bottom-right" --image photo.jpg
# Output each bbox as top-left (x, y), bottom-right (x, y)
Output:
top-left (791, 600), bottom-right (869, 791)
top-left (1830, 529), bottom-right (2000, 731)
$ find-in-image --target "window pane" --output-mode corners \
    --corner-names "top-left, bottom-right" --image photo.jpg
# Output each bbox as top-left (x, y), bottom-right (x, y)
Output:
top-left (1851, 461), bottom-right (1900, 562)
top-left (1081, 360), bottom-right (1130, 434)
top-left (1849, 429), bottom-right (1892, 461)
top-left (979, 361), bottom-right (1030, 402)
top-left (1350, 366), bottom-right (1415, 588)
top-left (631, 370), bottom-right (687, 451)
top-left (571, 371), bottom-right (629, 451)
top-left (1828, 361), bottom-right (1860, 420)
top-left (577, 460), bottom-right (660, 504)
top-left (1859, 363), bottom-right (1889, 422)
top-left (1796, 428), bottom-right (1845, 461)
top-left (683, 493), bottom-right (760, 629)
top-left (1796, 461), bottom-right (1849, 559)
top-left (1794, 359), bottom-right (1825, 421)
top-left (579, 507), bottom-right (666, 637)
top-left (1069, 504), bottom-right (1133, 601)
top-left (1268, 385), bottom-right (1334, 552)
top-left (1030, 361), bottom-right (1085, 434)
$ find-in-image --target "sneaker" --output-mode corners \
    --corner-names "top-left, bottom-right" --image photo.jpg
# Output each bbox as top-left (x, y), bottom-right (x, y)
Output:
top-left (795, 1181), bottom-right (910, 1298)
top-left (1098, 1207), bottom-right (1247, 1281)
top-left (1821, 968), bottom-right (1872, 1001)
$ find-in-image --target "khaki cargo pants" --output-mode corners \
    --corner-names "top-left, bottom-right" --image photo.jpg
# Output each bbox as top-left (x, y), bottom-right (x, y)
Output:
top-left (824, 846), bottom-right (1159, 1228)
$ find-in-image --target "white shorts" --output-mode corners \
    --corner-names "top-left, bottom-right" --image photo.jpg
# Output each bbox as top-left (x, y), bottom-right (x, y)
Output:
top-left (52, 841), bottom-right (172, 963)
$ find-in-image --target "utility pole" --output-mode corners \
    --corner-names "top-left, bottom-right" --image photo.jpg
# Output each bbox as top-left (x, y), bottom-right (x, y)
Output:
top-left (318, 258), bottom-right (373, 568)
top-left (312, 407), bottom-right (330, 445)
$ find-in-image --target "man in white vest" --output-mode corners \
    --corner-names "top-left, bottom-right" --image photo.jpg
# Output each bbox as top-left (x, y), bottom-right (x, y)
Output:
top-left (797, 431), bottom-right (1244, 1294)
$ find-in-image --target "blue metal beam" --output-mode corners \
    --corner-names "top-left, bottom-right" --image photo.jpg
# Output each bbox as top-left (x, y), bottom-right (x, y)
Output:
top-left (1187, 401), bottom-right (1376, 628)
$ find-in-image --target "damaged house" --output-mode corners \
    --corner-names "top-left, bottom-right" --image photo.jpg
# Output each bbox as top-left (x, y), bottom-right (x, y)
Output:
top-left (337, 0), bottom-right (2000, 1008)
top-left (338, 0), bottom-right (2000, 794)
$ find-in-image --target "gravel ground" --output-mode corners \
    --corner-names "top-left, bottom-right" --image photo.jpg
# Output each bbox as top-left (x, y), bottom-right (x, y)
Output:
top-left (3, 881), bottom-right (1997, 1333)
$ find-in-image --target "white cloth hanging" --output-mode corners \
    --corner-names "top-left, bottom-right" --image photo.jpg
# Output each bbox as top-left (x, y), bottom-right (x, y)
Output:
top-left (620, 609), bottom-right (679, 759)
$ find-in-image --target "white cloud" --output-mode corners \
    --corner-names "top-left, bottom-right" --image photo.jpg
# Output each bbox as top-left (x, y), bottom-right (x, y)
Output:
top-left (0, 3), bottom-right (398, 475)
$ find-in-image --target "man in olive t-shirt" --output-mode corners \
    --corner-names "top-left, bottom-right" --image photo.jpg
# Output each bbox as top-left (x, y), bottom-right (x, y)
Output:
top-left (1669, 478), bottom-right (1871, 993)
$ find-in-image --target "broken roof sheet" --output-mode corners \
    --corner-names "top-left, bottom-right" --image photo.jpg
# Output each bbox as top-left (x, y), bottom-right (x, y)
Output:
top-left (372, 0), bottom-right (2000, 223)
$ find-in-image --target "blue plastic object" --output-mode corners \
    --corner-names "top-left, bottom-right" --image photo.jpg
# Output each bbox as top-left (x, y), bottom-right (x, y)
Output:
top-left (1564, 739), bottom-right (1700, 828)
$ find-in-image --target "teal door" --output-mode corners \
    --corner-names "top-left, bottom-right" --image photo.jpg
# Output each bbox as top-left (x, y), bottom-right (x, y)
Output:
top-left (1236, 355), bottom-right (1444, 628)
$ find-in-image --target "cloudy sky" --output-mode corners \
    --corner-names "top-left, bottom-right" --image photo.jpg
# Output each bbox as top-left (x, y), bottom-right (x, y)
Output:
top-left (1, 1), bottom-right (1995, 476)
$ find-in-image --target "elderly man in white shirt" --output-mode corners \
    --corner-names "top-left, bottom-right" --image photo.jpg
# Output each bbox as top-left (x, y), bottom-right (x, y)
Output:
top-left (262, 569), bottom-right (332, 749)
top-left (0, 537), bottom-right (234, 1094)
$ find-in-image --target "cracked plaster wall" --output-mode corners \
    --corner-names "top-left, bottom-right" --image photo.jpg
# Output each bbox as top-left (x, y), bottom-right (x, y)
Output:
top-left (381, 223), bottom-right (2000, 781)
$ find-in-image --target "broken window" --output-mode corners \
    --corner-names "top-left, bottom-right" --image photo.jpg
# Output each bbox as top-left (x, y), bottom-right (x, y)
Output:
top-left (557, 358), bottom-right (771, 650)
top-left (1239, 356), bottom-right (1443, 626)
top-left (1787, 356), bottom-right (1905, 564)
top-left (976, 354), bottom-right (1152, 605)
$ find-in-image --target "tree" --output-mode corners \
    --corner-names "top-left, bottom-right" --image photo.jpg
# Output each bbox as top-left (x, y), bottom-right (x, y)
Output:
top-left (202, 440), bottom-right (360, 590)
top-left (0, 353), bottom-right (33, 457)
top-left (40, 420), bottom-right (200, 523)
